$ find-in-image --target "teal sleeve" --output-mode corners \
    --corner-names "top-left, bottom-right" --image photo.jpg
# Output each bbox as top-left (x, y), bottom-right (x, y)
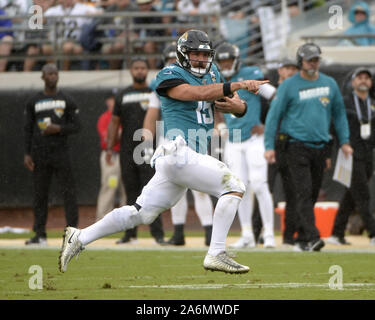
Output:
top-left (331, 82), bottom-right (350, 146)
top-left (264, 84), bottom-right (288, 150)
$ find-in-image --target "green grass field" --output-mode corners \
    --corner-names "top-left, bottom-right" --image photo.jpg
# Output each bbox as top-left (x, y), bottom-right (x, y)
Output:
top-left (1, 246), bottom-right (375, 300)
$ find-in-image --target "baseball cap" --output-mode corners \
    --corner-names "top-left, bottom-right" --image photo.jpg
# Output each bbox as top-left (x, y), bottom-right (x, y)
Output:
top-left (299, 44), bottom-right (321, 61)
top-left (279, 58), bottom-right (298, 68)
top-left (351, 67), bottom-right (372, 79)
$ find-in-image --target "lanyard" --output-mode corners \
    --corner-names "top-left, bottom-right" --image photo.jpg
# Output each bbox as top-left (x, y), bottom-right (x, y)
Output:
top-left (353, 92), bottom-right (371, 124)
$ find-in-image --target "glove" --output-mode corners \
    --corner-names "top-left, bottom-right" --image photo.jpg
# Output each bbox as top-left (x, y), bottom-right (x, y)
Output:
top-left (142, 147), bottom-right (154, 164)
top-left (150, 136), bottom-right (187, 168)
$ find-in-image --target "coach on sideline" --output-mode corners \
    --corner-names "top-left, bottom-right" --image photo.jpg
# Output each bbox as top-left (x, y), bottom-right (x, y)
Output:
top-left (24, 63), bottom-right (81, 245)
top-left (264, 43), bottom-right (353, 252)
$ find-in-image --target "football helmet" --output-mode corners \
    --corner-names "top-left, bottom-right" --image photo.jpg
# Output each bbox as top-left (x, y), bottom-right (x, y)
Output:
top-left (176, 30), bottom-right (215, 77)
top-left (162, 42), bottom-right (177, 65)
top-left (215, 42), bottom-right (241, 78)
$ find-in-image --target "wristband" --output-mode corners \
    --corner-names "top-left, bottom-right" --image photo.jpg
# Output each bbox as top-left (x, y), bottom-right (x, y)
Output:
top-left (223, 82), bottom-right (232, 96)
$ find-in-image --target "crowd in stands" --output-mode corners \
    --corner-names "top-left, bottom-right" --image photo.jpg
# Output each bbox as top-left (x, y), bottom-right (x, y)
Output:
top-left (0, 0), bottom-right (374, 72)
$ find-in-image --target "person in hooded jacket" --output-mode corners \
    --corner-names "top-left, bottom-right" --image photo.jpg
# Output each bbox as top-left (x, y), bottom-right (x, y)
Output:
top-left (343, 1), bottom-right (375, 46)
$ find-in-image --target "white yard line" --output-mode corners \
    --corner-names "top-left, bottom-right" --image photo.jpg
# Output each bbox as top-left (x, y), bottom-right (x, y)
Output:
top-left (125, 282), bottom-right (375, 290)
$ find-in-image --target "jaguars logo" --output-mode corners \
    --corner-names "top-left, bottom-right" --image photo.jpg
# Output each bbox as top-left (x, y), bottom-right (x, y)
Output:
top-left (54, 107), bottom-right (65, 118)
top-left (371, 104), bottom-right (375, 112)
top-left (140, 100), bottom-right (149, 111)
top-left (180, 32), bottom-right (188, 43)
top-left (320, 97), bottom-right (330, 107)
top-left (210, 71), bottom-right (216, 83)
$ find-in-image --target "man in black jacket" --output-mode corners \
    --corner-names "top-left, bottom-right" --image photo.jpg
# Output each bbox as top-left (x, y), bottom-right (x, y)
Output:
top-left (24, 63), bottom-right (81, 245)
top-left (327, 67), bottom-right (375, 246)
top-left (105, 57), bottom-right (166, 245)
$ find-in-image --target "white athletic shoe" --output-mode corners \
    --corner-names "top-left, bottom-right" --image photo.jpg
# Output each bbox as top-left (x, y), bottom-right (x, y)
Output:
top-left (203, 252), bottom-right (250, 274)
top-left (59, 227), bottom-right (84, 273)
top-left (229, 237), bottom-right (256, 249)
top-left (326, 236), bottom-right (351, 245)
top-left (264, 236), bottom-right (275, 248)
top-left (326, 236), bottom-right (341, 245)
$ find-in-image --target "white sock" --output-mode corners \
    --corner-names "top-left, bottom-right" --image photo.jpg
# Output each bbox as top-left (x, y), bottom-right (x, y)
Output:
top-left (171, 192), bottom-right (188, 225)
top-left (255, 183), bottom-right (274, 239)
top-left (208, 194), bottom-right (242, 256)
top-left (237, 186), bottom-right (254, 238)
top-left (241, 224), bottom-right (254, 239)
top-left (78, 205), bottom-right (142, 246)
top-left (192, 190), bottom-right (213, 226)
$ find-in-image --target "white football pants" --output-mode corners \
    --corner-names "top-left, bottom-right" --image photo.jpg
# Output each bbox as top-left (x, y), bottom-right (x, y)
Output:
top-left (171, 190), bottom-right (213, 226)
top-left (224, 134), bottom-right (274, 239)
top-left (79, 138), bottom-right (245, 256)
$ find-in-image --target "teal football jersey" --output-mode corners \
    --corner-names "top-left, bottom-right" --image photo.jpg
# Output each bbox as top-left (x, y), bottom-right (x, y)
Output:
top-left (155, 63), bottom-right (221, 154)
top-left (223, 66), bottom-right (264, 142)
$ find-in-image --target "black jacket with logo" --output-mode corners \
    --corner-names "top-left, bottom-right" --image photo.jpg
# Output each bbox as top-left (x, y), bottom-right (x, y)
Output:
top-left (113, 86), bottom-right (153, 152)
top-left (24, 90), bottom-right (81, 154)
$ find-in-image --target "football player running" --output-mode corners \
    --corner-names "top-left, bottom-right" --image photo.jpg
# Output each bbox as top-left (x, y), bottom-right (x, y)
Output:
top-left (59, 30), bottom-right (269, 274)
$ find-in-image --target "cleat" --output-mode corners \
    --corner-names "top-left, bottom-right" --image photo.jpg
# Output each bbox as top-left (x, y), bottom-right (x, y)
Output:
top-left (203, 251), bottom-right (249, 274)
top-left (308, 239), bottom-right (325, 252)
top-left (293, 242), bottom-right (309, 252)
top-left (25, 236), bottom-right (47, 246)
top-left (167, 233), bottom-right (185, 246)
top-left (326, 236), bottom-right (351, 245)
top-left (229, 236), bottom-right (255, 249)
top-left (59, 227), bottom-right (84, 273)
top-left (264, 236), bottom-right (276, 248)
top-left (116, 236), bottom-right (138, 245)
top-left (154, 238), bottom-right (168, 245)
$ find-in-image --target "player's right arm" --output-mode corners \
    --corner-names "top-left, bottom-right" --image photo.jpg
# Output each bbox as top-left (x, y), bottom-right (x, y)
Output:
top-left (166, 80), bottom-right (269, 102)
